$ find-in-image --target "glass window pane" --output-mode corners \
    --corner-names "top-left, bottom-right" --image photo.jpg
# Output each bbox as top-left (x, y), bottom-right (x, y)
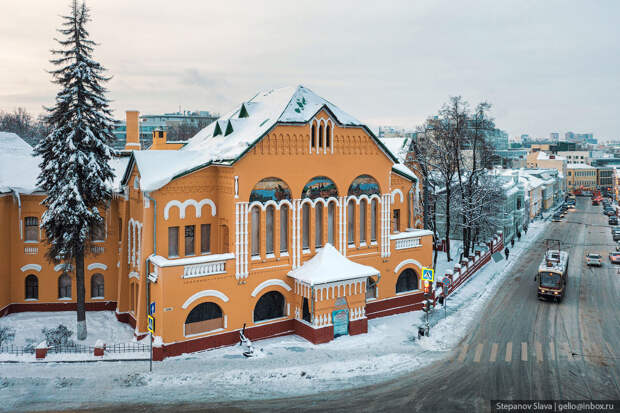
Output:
top-left (266, 206), bottom-right (274, 254)
top-left (328, 203), bottom-right (335, 245)
top-left (348, 201), bottom-right (355, 245)
top-left (280, 206), bottom-right (288, 252)
top-left (185, 225), bottom-right (195, 256)
top-left (201, 224), bottom-right (211, 254)
top-left (302, 204), bottom-right (310, 249)
top-left (360, 200), bottom-right (367, 243)
top-left (315, 204), bottom-right (323, 247)
top-left (251, 207), bottom-right (260, 256)
top-left (370, 200), bottom-right (377, 242)
top-left (168, 227), bottom-right (179, 257)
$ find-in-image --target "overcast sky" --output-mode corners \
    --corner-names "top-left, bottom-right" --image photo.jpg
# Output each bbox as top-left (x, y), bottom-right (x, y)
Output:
top-left (1, 0), bottom-right (619, 139)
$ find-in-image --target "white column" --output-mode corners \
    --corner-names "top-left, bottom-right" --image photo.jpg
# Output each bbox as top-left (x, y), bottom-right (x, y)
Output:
top-left (235, 203), bottom-right (240, 280)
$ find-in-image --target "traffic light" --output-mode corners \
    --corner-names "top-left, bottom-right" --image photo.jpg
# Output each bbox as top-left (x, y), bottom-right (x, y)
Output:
top-left (424, 280), bottom-right (431, 295)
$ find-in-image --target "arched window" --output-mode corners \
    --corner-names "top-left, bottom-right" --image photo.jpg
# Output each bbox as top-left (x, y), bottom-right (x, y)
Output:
top-left (302, 176), bottom-right (338, 200)
top-left (251, 206), bottom-right (261, 256)
top-left (328, 202), bottom-right (335, 245)
top-left (347, 175), bottom-right (381, 197)
top-left (58, 273), bottom-right (71, 299)
top-left (326, 124), bottom-right (331, 149)
top-left (302, 203), bottom-right (310, 250)
top-left (311, 123), bottom-right (316, 151)
top-left (318, 124), bottom-right (324, 150)
top-left (396, 269), bottom-right (418, 293)
top-left (254, 291), bottom-right (285, 322)
top-left (266, 205), bottom-right (275, 254)
top-left (25, 274), bottom-right (38, 299)
top-left (360, 199), bottom-right (367, 243)
top-left (280, 205), bottom-right (288, 253)
top-left (370, 199), bottom-right (378, 242)
top-left (184, 302), bottom-right (223, 335)
top-left (91, 273), bottom-right (104, 298)
top-left (250, 177), bottom-right (291, 203)
top-left (315, 203), bottom-right (323, 248)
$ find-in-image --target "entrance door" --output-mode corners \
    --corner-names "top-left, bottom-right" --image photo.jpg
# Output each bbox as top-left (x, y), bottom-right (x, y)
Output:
top-left (332, 309), bottom-right (349, 338)
top-left (302, 297), bottom-right (311, 323)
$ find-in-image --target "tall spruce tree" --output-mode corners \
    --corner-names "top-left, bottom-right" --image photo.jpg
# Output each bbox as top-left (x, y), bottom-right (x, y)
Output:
top-left (35, 0), bottom-right (114, 340)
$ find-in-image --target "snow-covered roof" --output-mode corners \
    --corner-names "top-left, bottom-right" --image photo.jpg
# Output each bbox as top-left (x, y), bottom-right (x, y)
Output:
top-left (538, 250), bottom-right (569, 274)
top-left (287, 243), bottom-right (379, 286)
top-left (566, 163), bottom-right (594, 169)
top-left (0, 132), bottom-right (41, 194)
top-left (379, 137), bottom-right (411, 163)
top-left (537, 151), bottom-right (566, 161)
top-left (392, 163), bottom-right (417, 182)
top-left (0, 131), bottom-right (129, 194)
top-left (125, 86), bottom-right (397, 192)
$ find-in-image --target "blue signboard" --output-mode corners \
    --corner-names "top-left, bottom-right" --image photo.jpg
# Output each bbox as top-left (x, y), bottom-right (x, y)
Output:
top-left (422, 267), bottom-right (434, 282)
top-left (332, 309), bottom-right (349, 338)
top-left (149, 302), bottom-right (155, 315)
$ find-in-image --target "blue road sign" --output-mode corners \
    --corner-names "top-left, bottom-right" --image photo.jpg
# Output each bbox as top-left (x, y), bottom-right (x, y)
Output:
top-left (422, 267), bottom-right (434, 282)
top-left (149, 302), bottom-right (155, 315)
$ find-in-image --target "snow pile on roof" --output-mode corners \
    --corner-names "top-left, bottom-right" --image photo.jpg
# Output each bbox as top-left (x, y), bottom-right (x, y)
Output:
top-left (131, 86), bottom-right (367, 192)
top-left (0, 131), bottom-right (129, 194)
top-left (379, 137), bottom-right (411, 163)
top-left (567, 162), bottom-right (593, 169)
top-left (288, 243), bottom-right (379, 285)
top-left (0, 132), bottom-right (41, 194)
top-left (537, 151), bottom-right (566, 161)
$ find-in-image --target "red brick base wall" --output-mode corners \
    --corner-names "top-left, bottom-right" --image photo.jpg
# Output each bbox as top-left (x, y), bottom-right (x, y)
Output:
top-left (293, 319), bottom-right (333, 344)
top-left (349, 318), bottom-right (368, 335)
top-left (0, 301), bottom-right (116, 317)
top-left (365, 291), bottom-right (424, 319)
top-left (153, 318), bottom-right (295, 361)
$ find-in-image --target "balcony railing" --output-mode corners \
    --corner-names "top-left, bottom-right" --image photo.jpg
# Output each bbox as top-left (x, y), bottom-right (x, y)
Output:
top-left (91, 246), bottom-right (105, 255)
top-left (183, 260), bottom-right (227, 278)
top-left (395, 237), bottom-right (421, 250)
top-left (24, 246), bottom-right (38, 255)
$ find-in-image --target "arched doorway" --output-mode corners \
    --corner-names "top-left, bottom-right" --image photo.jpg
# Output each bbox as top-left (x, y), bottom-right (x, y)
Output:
top-left (396, 269), bottom-right (418, 293)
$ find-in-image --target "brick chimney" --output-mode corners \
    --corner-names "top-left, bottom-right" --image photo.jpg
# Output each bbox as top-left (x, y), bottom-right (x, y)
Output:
top-left (150, 129), bottom-right (167, 150)
top-left (124, 110), bottom-right (141, 150)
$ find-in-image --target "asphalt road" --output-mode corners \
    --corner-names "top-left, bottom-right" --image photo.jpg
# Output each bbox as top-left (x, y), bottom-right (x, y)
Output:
top-left (88, 198), bottom-right (620, 413)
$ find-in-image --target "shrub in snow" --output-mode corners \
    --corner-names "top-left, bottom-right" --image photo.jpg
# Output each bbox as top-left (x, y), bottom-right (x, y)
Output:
top-left (0, 326), bottom-right (16, 346)
top-left (42, 324), bottom-right (74, 347)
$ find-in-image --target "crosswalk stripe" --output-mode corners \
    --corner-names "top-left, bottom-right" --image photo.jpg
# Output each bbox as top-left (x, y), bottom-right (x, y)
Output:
top-left (489, 343), bottom-right (498, 362)
top-left (458, 343), bottom-right (469, 362)
top-left (521, 342), bottom-right (528, 362)
top-left (535, 342), bottom-right (543, 363)
top-left (505, 342), bottom-right (513, 362)
top-left (473, 343), bottom-right (483, 362)
top-left (549, 342), bottom-right (555, 361)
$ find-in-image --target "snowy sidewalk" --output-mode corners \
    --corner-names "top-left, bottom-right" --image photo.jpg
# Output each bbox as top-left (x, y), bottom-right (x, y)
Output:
top-left (0, 220), bottom-right (549, 411)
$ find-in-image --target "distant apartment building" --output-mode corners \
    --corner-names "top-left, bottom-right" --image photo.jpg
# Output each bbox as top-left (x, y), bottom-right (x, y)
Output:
top-left (566, 163), bottom-right (597, 191)
top-left (112, 110), bottom-right (218, 150)
top-left (550, 132), bottom-right (560, 141)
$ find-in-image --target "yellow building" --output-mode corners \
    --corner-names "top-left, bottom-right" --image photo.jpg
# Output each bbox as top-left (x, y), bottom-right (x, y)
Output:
top-left (0, 86), bottom-right (432, 359)
top-left (566, 163), bottom-right (597, 192)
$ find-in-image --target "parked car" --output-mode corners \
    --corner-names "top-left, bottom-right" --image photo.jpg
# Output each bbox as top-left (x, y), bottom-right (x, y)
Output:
top-left (616, 242), bottom-right (620, 252)
top-left (614, 232), bottom-right (620, 241)
top-left (568, 205), bottom-right (576, 211)
top-left (606, 209), bottom-right (616, 216)
top-left (609, 216), bottom-right (618, 225)
top-left (552, 214), bottom-right (563, 222)
top-left (610, 252), bottom-right (620, 265)
top-left (586, 253), bottom-right (602, 266)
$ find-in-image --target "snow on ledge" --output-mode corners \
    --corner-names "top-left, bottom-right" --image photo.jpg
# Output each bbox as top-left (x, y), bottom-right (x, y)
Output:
top-left (390, 229), bottom-right (433, 240)
top-left (150, 253), bottom-right (235, 267)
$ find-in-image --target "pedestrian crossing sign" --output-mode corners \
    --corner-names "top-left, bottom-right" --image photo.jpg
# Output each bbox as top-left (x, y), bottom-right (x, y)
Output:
top-left (422, 267), bottom-right (434, 282)
top-left (147, 315), bottom-right (155, 334)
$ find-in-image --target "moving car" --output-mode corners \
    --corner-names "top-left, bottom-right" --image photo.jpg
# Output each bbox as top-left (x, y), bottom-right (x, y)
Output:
top-left (609, 216), bottom-right (618, 225)
top-left (586, 253), bottom-right (602, 266)
top-left (610, 252), bottom-right (620, 265)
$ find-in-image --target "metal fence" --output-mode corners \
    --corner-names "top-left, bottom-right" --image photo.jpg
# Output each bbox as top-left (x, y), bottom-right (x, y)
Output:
top-left (0, 342), bottom-right (149, 355)
top-left (0, 344), bottom-right (35, 356)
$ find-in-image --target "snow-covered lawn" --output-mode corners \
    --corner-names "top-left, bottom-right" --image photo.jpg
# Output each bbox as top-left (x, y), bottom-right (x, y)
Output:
top-left (0, 311), bottom-right (135, 348)
top-left (0, 220), bottom-right (548, 411)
